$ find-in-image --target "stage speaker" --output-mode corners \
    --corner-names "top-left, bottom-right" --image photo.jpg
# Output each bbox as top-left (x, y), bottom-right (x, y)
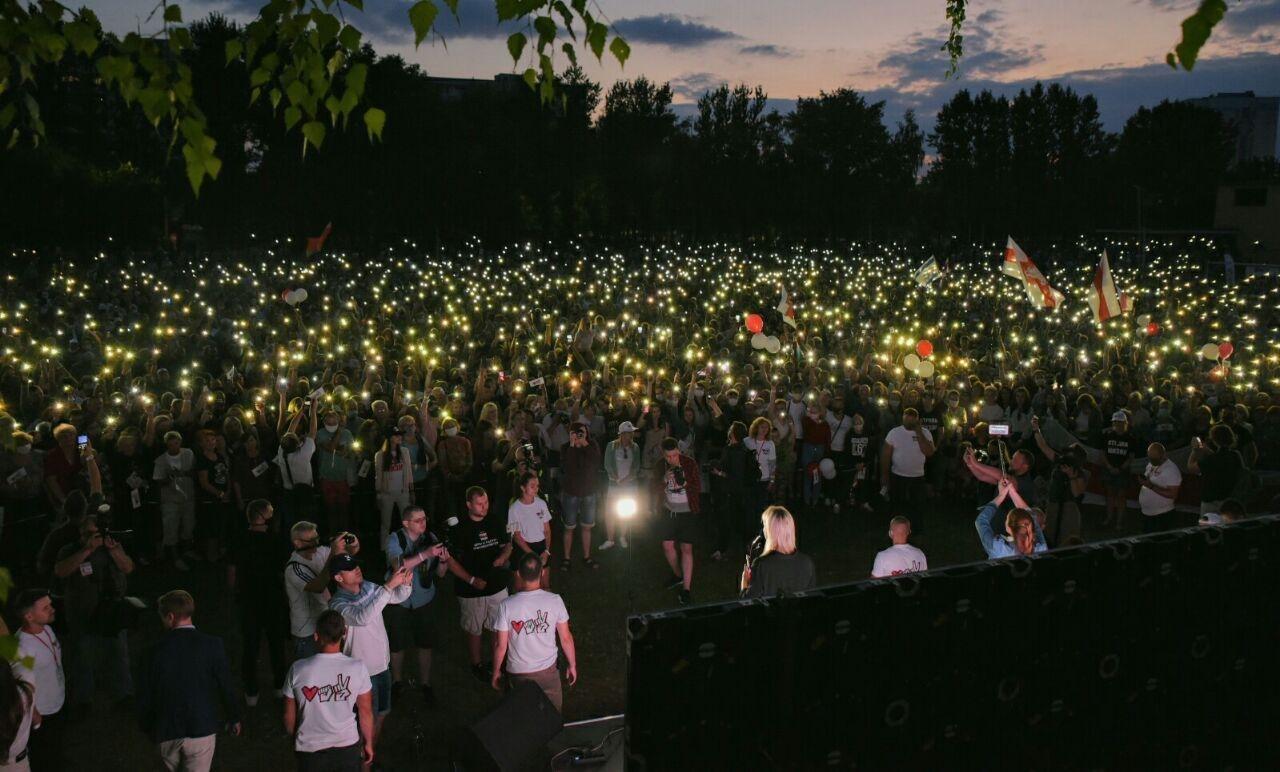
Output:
top-left (457, 681), bottom-right (564, 771)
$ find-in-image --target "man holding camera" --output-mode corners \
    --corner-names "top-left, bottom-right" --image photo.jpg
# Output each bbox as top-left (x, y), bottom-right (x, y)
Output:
top-left (383, 505), bottom-right (449, 704)
top-left (651, 437), bottom-right (702, 605)
top-left (52, 514), bottom-right (134, 716)
top-left (328, 553), bottom-right (412, 736)
top-left (285, 524), bottom-right (359, 660)
top-left (447, 487), bottom-right (513, 683)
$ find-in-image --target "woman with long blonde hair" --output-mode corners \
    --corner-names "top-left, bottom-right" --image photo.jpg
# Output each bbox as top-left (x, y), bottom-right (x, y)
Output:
top-left (740, 506), bottom-right (816, 598)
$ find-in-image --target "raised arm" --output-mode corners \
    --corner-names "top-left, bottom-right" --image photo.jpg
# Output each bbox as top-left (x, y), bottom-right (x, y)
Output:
top-left (1032, 417), bottom-right (1057, 461)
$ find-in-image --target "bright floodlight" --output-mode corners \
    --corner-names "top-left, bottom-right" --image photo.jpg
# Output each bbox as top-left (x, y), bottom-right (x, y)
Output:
top-left (616, 497), bottom-right (637, 519)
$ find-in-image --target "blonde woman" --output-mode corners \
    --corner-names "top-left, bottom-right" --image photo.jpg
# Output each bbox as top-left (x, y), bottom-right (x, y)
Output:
top-left (743, 417), bottom-right (777, 513)
top-left (374, 428), bottom-right (414, 542)
top-left (740, 506), bottom-right (815, 599)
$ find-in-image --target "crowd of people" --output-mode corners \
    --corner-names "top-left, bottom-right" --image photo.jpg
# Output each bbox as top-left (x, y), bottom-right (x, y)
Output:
top-left (0, 236), bottom-right (1274, 769)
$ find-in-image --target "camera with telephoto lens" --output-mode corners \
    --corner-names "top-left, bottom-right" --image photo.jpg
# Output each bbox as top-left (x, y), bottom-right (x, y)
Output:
top-left (520, 443), bottom-right (540, 470)
top-left (94, 503), bottom-right (134, 539)
top-left (430, 516), bottom-right (460, 555)
top-left (340, 532), bottom-right (357, 546)
top-left (670, 463), bottom-right (687, 490)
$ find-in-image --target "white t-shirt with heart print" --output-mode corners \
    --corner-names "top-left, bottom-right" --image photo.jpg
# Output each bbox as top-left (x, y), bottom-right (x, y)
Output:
top-left (284, 652), bottom-right (372, 753)
top-left (490, 589), bottom-right (569, 674)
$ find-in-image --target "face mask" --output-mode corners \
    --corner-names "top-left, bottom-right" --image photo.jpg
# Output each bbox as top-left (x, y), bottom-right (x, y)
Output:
top-left (324, 421), bottom-right (339, 431)
top-left (728, 398), bottom-right (739, 407)
top-left (445, 427), bottom-right (458, 437)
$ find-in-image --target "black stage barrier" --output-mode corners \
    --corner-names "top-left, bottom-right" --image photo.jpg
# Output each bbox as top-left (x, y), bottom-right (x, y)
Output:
top-left (625, 516), bottom-right (1280, 770)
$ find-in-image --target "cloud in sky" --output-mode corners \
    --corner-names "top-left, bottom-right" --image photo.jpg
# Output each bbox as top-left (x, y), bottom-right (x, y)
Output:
top-left (610, 14), bottom-right (739, 47)
top-left (669, 72), bottom-right (724, 100)
top-left (739, 44), bottom-right (794, 58)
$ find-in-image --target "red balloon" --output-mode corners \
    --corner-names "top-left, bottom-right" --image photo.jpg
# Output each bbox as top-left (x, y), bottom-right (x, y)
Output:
top-left (1219, 341), bottom-right (1234, 360)
top-left (916, 339), bottom-right (933, 358)
top-left (281, 288), bottom-right (292, 302)
top-left (746, 314), bottom-right (764, 334)
top-left (1145, 322), bottom-right (1159, 336)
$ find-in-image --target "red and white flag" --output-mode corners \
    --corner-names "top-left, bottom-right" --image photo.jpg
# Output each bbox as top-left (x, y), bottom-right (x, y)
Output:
top-left (305, 222), bottom-right (333, 257)
top-left (1002, 237), bottom-right (1028, 278)
top-left (777, 286), bottom-right (796, 328)
top-left (1005, 239), bottom-right (1065, 309)
top-left (1087, 250), bottom-right (1131, 323)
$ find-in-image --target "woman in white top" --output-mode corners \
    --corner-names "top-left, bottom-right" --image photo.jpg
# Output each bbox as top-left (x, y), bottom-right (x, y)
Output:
top-left (0, 663), bottom-right (34, 771)
top-left (374, 429), bottom-right (414, 543)
top-left (743, 417), bottom-right (778, 491)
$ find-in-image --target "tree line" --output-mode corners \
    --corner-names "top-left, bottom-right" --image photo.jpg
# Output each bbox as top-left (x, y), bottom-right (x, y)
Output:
top-left (0, 13), bottom-right (1253, 249)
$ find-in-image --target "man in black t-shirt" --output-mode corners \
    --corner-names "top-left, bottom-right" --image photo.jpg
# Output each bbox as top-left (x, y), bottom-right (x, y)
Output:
top-left (1101, 411), bottom-right (1137, 529)
top-left (446, 486), bottom-right (513, 682)
top-left (227, 498), bottom-right (289, 706)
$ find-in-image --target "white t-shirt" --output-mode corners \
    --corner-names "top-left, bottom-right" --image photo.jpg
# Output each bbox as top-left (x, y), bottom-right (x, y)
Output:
top-left (285, 547), bottom-right (331, 638)
top-left (826, 413), bottom-right (853, 452)
top-left (743, 438), bottom-right (776, 481)
top-left (277, 436), bottom-right (317, 489)
top-left (15, 627), bottom-right (64, 716)
top-left (885, 425), bottom-right (932, 478)
top-left (871, 544), bottom-right (928, 578)
top-left (507, 497), bottom-right (552, 545)
top-left (284, 652), bottom-right (372, 753)
top-left (612, 442), bottom-right (635, 483)
top-left (490, 589), bottom-right (569, 674)
top-left (153, 448), bottom-right (195, 502)
top-left (1139, 459), bottom-right (1182, 516)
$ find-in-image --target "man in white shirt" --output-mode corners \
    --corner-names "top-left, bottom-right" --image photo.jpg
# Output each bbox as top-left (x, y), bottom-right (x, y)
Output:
top-left (1138, 442), bottom-right (1182, 534)
top-left (276, 397), bottom-right (319, 528)
top-left (153, 431), bottom-right (197, 569)
top-left (283, 609), bottom-right (374, 772)
top-left (328, 554), bottom-right (412, 737)
top-left (880, 408), bottom-right (935, 532)
top-left (490, 552), bottom-right (577, 713)
top-left (13, 589), bottom-right (65, 771)
top-left (871, 517), bottom-right (928, 578)
top-left (285, 522), bottom-right (361, 659)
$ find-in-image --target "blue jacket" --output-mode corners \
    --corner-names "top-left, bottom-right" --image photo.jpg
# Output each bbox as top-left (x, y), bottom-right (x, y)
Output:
top-left (975, 501), bottom-right (1047, 559)
top-left (138, 626), bottom-right (240, 742)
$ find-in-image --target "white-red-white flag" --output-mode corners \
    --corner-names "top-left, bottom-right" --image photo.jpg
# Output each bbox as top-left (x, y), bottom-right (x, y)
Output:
top-left (1002, 237), bottom-right (1028, 278)
top-left (777, 287), bottom-right (796, 328)
top-left (1007, 241), bottom-right (1065, 309)
top-left (1087, 250), bottom-right (1126, 324)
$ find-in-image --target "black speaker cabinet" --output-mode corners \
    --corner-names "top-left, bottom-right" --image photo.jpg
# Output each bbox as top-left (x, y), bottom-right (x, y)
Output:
top-left (457, 680), bottom-right (564, 771)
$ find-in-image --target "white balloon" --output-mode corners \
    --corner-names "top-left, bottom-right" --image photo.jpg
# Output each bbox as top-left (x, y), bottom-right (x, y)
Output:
top-left (284, 290), bottom-right (299, 306)
top-left (751, 333), bottom-right (767, 349)
top-left (295, 288), bottom-right (309, 303)
top-left (1136, 313), bottom-right (1152, 327)
top-left (765, 336), bottom-right (781, 354)
top-left (917, 360), bottom-right (935, 378)
top-left (1200, 342), bottom-right (1220, 359)
top-left (819, 458), bottom-right (837, 480)
top-left (904, 353), bottom-right (921, 372)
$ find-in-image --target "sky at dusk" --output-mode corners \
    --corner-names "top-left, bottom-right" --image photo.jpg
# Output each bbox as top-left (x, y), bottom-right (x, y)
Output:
top-left (89, 0), bottom-right (1280, 142)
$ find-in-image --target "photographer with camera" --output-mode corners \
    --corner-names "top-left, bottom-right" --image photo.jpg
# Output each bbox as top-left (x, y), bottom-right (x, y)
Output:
top-left (559, 422), bottom-right (601, 571)
top-left (652, 437), bottom-right (702, 606)
top-left (52, 514), bottom-right (134, 717)
top-left (1033, 417), bottom-right (1088, 546)
top-left (740, 506), bottom-right (815, 599)
top-left (382, 505), bottom-right (449, 704)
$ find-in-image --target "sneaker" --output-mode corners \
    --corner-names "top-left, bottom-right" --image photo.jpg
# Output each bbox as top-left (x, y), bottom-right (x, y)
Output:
top-left (471, 663), bottom-right (492, 683)
top-left (678, 589), bottom-right (692, 606)
top-left (664, 574), bottom-right (683, 590)
top-left (173, 558), bottom-right (190, 572)
top-left (420, 685), bottom-right (437, 706)
top-left (245, 694), bottom-right (259, 707)
top-left (620, 536), bottom-right (629, 549)
top-left (599, 540), bottom-right (616, 551)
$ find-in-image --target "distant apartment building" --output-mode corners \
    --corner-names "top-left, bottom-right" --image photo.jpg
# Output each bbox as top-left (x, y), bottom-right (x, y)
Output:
top-left (1187, 91), bottom-right (1279, 166)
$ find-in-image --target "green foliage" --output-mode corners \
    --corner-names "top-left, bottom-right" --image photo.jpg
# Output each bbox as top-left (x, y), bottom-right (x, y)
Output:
top-left (1168, 0), bottom-right (1227, 71)
top-left (943, 0), bottom-right (965, 78)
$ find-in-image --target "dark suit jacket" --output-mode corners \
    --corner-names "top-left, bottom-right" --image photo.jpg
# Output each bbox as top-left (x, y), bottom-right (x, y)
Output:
top-left (137, 626), bottom-right (240, 742)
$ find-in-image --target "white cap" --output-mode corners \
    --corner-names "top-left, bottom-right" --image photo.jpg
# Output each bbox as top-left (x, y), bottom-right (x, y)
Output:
top-left (1111, 411), bottom-right (1128, 422)
top-left (617, 421), bottom-right (637, 435)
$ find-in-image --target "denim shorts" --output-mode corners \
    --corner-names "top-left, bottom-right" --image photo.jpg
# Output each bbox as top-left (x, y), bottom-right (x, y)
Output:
top-left (370, 668), bottom-right (392, 715)
top-left (560, 494), bottom-right (597, 528)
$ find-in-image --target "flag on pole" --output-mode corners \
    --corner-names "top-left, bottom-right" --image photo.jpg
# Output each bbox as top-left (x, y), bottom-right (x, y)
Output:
top-left (1086, 250), bottom-right (1128, 324)
top-left (305, 222), bottom-right (333, 257)
top-left (913, 257), bottom-right (943, 287)
top-left (1002, 237), bottom-right (1029, 278)
top-left (777, 287), bottom-right (796, 328)
top-left (1007, 242), bottom-right (1065, 309)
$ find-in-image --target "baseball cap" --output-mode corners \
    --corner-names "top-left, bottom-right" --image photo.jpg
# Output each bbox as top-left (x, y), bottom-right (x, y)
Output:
top-left (329, 553), bottom-right (359, 576)
top-left (617, 421), bottom-right (637, 435)
top-left (1111, 411), bottom-right (1127, 422)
